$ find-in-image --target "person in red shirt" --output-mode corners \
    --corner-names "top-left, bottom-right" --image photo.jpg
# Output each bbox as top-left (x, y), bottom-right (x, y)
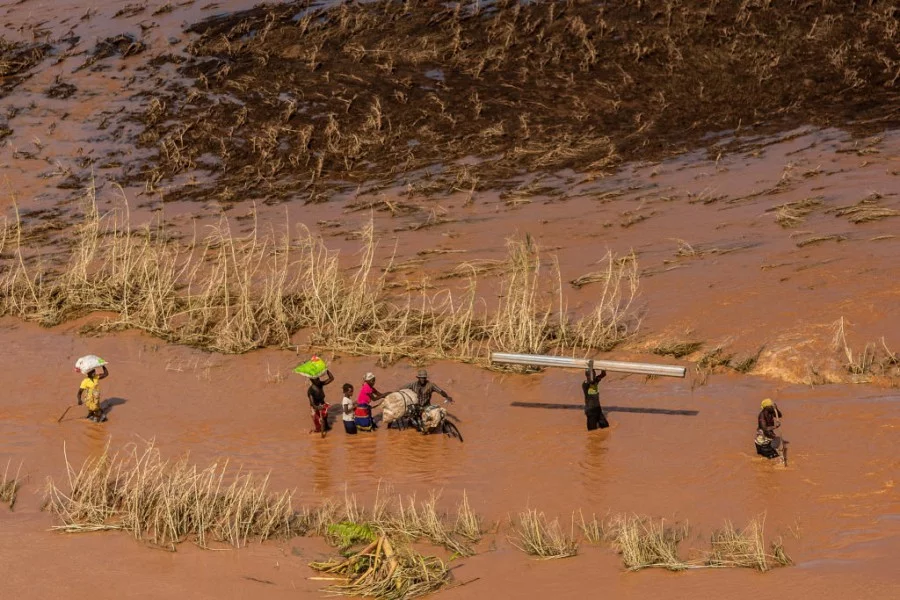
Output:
top-left (356, 372), bottom-right (385, 430)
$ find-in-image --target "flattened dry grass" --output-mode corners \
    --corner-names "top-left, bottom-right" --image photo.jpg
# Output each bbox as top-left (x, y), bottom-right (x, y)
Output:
top-left (310, 535), bottom-right (451, 600)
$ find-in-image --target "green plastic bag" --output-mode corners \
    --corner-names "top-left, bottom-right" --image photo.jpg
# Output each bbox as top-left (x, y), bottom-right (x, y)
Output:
top-left (293, 356), bottom-right (327, 378)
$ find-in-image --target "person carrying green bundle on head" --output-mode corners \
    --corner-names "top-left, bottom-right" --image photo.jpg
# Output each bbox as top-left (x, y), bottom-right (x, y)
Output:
top-left (295, 355), bottom-right (335, 435)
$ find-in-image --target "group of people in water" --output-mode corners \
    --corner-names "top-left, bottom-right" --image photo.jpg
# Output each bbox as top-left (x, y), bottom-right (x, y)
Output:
top-left (72, 354), bottom-right (785, 460)
top-left (306, 368), bottom-right (453, 435)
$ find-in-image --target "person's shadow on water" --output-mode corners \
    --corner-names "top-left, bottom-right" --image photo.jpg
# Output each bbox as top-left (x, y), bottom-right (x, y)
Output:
top-left (102, 397), bottom-right (128, 415)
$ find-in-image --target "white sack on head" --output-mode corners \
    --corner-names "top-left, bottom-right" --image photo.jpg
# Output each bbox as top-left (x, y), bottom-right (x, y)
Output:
top-left (75, 355), bottom-right (108, 375)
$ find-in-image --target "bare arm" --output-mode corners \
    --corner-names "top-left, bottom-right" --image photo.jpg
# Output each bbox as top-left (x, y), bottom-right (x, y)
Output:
top-left (432, 383), bottom-right (452, 402)
top-left (97, 366), bottom-right (109, 380)
top-left (77, 388), bottom-right (84, 405)
top-left (321, 370), bottom-right (335, 385)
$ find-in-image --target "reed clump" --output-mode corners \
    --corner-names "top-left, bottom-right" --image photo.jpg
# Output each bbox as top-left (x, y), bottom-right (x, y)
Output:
top-left (508, 509), bottom-right (578, 560)
top-left (1, 460), bottom-right (22, 510)
top-left (43, 442), bottom-right (306, 549)
top-left (831, 317), bottom-right (900, 380)
top-left (1, 186), bottom-right (641, 362)
top-left (608, 515), bottom-right (690, 571)
top-left (706, 517), bottom-right (792, 571)
top-left (310, 535), bottom-right (450, 600)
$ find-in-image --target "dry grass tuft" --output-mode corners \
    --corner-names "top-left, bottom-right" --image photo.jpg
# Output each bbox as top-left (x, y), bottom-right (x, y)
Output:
top-left (508, 509), bottom-right (578, 560)
top-left (706, 516), bottom-right (791, 571)
top-left (1, 460), bottom-right (22, 510)
top-left (577, 510), bottom-right (611, 545)
top-left (831, 317), bottom-right (899, 378)
top-left (608, 514), bottom-right (690, 571)
top-left (43, 442), bottom-right (305, 549)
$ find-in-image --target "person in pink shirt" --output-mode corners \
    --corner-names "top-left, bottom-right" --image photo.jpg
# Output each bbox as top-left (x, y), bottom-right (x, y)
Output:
top-left (356, 372), bottom-right (385, 430)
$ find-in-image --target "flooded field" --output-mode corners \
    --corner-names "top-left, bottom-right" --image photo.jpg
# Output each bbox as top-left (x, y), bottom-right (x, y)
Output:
top-left (1, 1), bottom-right (899, 599)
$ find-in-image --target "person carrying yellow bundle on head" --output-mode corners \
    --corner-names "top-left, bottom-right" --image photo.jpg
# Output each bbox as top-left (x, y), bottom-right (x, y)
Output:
top-left (74, 355), bottom-right (109, 423)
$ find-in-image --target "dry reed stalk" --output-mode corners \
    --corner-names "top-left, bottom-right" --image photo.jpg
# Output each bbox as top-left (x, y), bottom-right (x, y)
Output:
top-left (508, 509), bottom-right (578, 559)
top-left (706, 518), bottom-right (766, 571)
top-left (573, 251), bottom-right (640, 351)
top-left (608, 514), bottom-right (691, 571)
top-left (1, 460), bottom-right (23, 510)
top-left (44, 441), bottom-right (305, 548)
top-left (577, 509), bottom-right (611, 545)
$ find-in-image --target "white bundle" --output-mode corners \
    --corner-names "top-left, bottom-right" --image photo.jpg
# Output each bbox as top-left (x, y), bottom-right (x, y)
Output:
top-left (380, 389), bottom-right (417, 425)
top-left (75, 355), bottom-right (108, 375)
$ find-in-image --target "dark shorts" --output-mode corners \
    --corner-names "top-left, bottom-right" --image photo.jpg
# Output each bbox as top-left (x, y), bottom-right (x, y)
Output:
top-left (586, 406), bottom-right (609, 431)
top-left (343, 420), bottom-right (357, 434)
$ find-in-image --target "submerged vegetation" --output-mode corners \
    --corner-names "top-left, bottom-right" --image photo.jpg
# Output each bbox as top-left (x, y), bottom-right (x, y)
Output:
top-left (0, 187), bottom-right (640, 359)
top-left (39, 443), bottom-right (791, 597)
top-left (118, 0), bottom-right (900, 204)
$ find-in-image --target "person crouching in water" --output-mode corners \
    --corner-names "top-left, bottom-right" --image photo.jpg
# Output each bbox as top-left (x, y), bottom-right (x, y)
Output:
top-left (356, 372), bottom-right (384, 430)
top-left (755, 398), bottom-right (783, 459)
top-left (308, 369), bottom-right (335, 434)
top-left (583, 359), bottom-right (609, 431)
top-left (78, 365), bottom-right (109, 423)
top-left (341, 383), bottom-right (357, 435)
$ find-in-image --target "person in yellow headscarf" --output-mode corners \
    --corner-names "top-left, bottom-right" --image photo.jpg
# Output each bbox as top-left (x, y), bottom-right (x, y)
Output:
top-left (78, 365), bottom-right (109, 423)
top-left (755, 398), bottom-right (783, 458)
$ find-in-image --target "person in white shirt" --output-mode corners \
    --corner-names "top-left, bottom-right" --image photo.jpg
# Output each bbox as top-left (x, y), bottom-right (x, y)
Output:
top-left (341, 383), bottom-right (357, 435)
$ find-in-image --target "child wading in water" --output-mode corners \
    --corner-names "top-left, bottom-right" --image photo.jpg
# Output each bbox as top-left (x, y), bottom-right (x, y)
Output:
top-left (78, 365), bottom-right (109, 423)
top-left (342, 383), bottom-right (357, 435)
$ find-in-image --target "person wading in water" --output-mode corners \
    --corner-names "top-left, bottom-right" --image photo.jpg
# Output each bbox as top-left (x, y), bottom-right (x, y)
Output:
top-left (308, 369), bottom-right (335, 435)
top-left (583, 359), bottom-right (609, 431)
top-left (78, 365), bottom-right (109, 423)
top-left (755, 398), bottom-right (783, 459)
top-left (402, 369), bottom-right (453, 407)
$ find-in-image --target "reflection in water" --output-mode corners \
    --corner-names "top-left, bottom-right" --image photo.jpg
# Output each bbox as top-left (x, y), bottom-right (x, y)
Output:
top-left (579, 430), bottom-right (609, 499)
top-left (311, 436), bottom-right (333, 495)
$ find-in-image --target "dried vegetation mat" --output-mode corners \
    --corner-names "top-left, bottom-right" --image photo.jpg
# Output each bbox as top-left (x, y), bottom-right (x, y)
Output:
top-left (1, 188), bottom-right (640, 360)
top-left (116, 0), bottom-right (899, 204)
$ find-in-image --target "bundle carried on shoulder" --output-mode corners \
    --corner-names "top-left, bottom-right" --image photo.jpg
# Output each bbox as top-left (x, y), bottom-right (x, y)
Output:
top-left (74, 355), bottom-right (108, 375)
top-left (293, 355), bottom-right (328, 378)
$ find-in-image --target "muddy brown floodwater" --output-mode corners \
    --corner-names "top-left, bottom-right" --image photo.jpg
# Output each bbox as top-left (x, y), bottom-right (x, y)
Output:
top-left (2, 0), bottom-right (900, 599)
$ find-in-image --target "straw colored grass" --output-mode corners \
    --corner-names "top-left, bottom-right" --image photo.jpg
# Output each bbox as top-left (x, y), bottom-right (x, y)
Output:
top-left (706, 516), bottom-right (792, 571)
top-left (1, 185), bottom-right (641, 363)
top-left (309, 535), bottom-right (450, 600)
top-left (1, 460), bottom-right (22, 510)
top-left (608, 514), bottom-right (690, 571)
top-left (43, 442), bottom-right (305, 549)
top-left (508, 509), bottom-right (578, 560)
